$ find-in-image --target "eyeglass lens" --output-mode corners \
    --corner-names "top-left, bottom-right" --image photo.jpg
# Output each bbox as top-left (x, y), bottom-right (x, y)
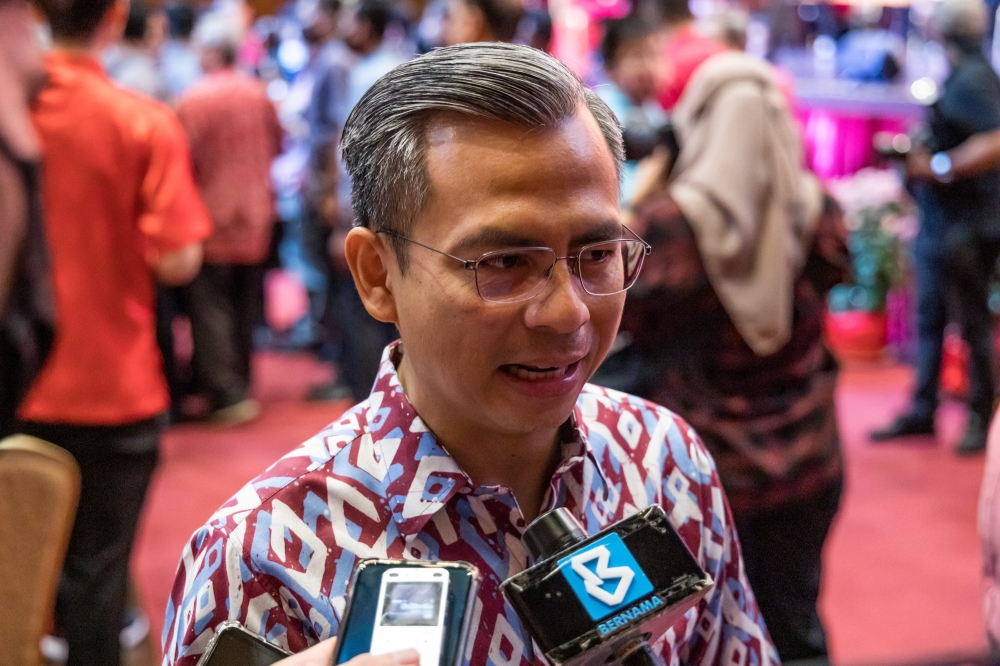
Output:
top-left (473, 240), bottom-right (647, 303)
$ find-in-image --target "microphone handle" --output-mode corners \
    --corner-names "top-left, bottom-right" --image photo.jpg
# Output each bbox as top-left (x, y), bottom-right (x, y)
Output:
top-left (619, 642), bottom-right (659, 666)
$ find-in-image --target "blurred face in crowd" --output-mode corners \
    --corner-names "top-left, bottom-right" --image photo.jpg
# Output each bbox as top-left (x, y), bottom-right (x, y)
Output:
top-left (443, 0), bottom-right (486, 46)
top-left (146, 8), bottom-right (168, 52)
top-left (349, 107), bottom-right (623, 439)
top-left (607, 33), bottom-right (662, 104)
top-left (303, 5), bottom-right (339, 45)
top-left (0, 0), bottom-right (47, 104)
top-left (341, 7), bottom-right (374, 52)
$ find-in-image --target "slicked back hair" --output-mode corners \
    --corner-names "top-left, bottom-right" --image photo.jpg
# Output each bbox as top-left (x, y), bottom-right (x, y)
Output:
top-left (341, 42), bottom-right (625, 271)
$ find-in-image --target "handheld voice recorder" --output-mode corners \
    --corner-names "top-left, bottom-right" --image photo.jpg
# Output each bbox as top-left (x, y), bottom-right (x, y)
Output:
top-left (332, 559), bottom-right (480, 666)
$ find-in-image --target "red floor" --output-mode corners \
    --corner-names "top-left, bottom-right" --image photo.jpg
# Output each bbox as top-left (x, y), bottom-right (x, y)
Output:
top-left (131, 353), bottom-right (989, 664)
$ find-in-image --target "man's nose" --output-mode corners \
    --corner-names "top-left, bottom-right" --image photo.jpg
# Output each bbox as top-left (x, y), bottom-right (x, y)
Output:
top-left (524, 260), bottom-right (591, 333)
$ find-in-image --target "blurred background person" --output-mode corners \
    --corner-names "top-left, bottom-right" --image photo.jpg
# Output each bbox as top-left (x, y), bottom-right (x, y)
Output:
top-left (304, 0), bottom-right (405, 402)
top-left (0, 0), bottom-right (54, 436)
top-left (442, 0), bottom-right (524, 45)
top-left (161, 3), bottom-right (203, 102)
top-left (18, 0), bottom-right (211, 660)
top-left (104, 1), bottom-right (168, 100)
top-left (176, 14), bottom-right (283, 425)
top-left (596, 16), bottom-right (667, 202)
top-left (645, 0), bottom-right (728, 110)
top-left (593, 39), bottom-right (845, 665)
top-left (871, 0), bottom-right (1000, 456)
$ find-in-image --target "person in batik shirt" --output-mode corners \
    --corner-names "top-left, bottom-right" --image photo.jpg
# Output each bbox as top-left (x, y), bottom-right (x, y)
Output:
top-left (162, 43), bottom-right (776, 666)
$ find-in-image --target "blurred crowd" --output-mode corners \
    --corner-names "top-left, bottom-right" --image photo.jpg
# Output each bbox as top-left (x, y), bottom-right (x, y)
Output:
top-left (5, 0), bottom-right (1000, 663)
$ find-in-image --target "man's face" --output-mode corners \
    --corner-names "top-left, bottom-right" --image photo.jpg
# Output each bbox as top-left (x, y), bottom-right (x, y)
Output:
top-left (388, 108), bottom-right (623, 438)
top-left (442, 0), bottom-right (483, 46)
top-left (0, 0), bottom-right (47, 102)
top-left (608, 34), bottom-right (661, 104)
top-left (341, 8), bottom-right (371, 51)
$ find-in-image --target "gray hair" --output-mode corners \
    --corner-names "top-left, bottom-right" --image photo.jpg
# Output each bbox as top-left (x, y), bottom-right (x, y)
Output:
top-left (341, 42), bottom-right (625, 269)
top-left (935, 0), bottom-right (987, 40)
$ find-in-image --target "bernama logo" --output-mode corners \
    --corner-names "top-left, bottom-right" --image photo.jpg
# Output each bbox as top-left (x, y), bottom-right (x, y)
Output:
top-left (557, 532), bottom-right (655, 621)
top-left (596, 595), bottom-right (664, 636)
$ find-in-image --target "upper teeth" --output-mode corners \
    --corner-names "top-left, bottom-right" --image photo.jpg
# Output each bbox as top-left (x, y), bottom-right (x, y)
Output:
top-left (511, 365), bottom-right (570, 381)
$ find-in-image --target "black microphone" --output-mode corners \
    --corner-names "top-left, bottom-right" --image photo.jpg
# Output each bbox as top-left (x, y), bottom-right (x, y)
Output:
top-left (500, 505), bottom-right (713, 666)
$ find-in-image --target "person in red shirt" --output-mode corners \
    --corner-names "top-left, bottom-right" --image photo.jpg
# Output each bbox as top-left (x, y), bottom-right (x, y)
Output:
top-left (649, 0), bottom-right (728, 110)
top-left (18, 0), bottom-right (211, 662)
top-left (176, 22), bottom-right (283, 425)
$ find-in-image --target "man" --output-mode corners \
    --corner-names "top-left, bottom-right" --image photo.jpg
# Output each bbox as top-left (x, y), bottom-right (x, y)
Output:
top-left (646, 0), bottom-right (727, 110)
top-left (871, 0), bottom-right (1000, 455)
top-left (161, 3), bottom-right (203, 101)
top-left (177, 21), bottom-right (283, 425)
top-left (104, 1), bottom-right (167, 100)
top-left (0, 0), bottom-right (54, 436)
top-left (18, 0), bottom-right (212, 662)
top-left (596, 16), bottom-right (667, 202)
top-left (162, 43), bottom-right (773, 666)
top-left (442, 0), bottom-right (524, 45)
top-left (305, 0), bottom-right (404, 402)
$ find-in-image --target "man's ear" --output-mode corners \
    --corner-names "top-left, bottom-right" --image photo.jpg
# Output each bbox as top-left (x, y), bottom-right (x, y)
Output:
top-left (345, 227), bottom-right (399, 325)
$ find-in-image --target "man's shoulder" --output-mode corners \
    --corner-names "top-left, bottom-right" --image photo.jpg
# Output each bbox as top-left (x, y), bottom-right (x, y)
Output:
top-left (579, 382), bottom-right (682, 420)
top-left (84, 77), bottom-right (183, 145)
top-left (577, 383), bottom-right (705, 456)
top-left (196, 399), bottom-right (379, 539)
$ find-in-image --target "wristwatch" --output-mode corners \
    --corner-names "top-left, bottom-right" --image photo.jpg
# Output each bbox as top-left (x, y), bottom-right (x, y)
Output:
top-left (930, 152), bottom-right (954, 183)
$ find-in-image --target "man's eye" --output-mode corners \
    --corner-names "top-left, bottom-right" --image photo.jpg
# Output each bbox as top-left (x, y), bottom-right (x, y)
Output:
top-left (581, 248), bottom-right (615, 263)
top-left (480, 253), bottom-right (528, 270)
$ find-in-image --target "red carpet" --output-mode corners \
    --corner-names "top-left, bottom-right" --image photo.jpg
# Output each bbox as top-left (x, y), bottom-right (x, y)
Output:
top-left (131, 354), bottom-right (988, 664)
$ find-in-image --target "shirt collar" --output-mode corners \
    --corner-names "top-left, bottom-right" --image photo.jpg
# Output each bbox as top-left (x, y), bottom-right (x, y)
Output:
top-left (46, 50), bottom-right (106, 77)
top-left (365, 341), bottom-right (608, 542)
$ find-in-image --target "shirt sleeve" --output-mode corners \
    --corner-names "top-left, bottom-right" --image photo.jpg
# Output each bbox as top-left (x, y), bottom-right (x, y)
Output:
top-left (658, 417), bottom-right (779, 666)
top-left (161, 521), bottom-right (314, 666)
top-left (940, 62), bottom-right (1000, 136)
top-left (137, 107), bottom-right (212, 258)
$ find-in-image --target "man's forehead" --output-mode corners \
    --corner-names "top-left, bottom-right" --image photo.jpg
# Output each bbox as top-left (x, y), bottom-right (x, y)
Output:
top-left (423, 105), bottom-right (604, 155)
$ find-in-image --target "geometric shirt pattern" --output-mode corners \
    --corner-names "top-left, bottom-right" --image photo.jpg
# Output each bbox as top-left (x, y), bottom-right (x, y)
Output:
top-left (161, 342), bottom-right (778, 666)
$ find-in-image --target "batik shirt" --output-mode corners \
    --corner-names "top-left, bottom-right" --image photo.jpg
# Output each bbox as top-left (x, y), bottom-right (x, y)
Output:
top-left (162, 342), bottom-right (775, 666)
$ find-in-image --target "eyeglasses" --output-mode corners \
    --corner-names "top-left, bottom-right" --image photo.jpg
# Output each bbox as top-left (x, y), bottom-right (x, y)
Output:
top-left (376, 227), bottom-right (651, 304)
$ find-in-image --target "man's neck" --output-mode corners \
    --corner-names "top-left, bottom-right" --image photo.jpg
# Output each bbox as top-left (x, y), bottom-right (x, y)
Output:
top-left (397, 354), bottom-right (564, 524)
top-left (53, 40), bottom-right (105, 61)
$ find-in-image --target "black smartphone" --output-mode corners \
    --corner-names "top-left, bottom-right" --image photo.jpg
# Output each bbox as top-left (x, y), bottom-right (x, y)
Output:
top-left (195, 621), bottom-right (291, 666)
top-left (331, 560), bottom-right (481, 666)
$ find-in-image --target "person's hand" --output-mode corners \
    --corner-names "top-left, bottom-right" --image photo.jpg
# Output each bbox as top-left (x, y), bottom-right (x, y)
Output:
top-left (275, 638), bottom-right (421, 666)
top-left (905, 148), bottom-right (935, 181)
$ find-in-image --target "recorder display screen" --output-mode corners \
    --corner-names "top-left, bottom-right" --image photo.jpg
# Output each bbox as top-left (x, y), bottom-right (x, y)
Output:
top-left (378, 582), bottom-right (443, 627)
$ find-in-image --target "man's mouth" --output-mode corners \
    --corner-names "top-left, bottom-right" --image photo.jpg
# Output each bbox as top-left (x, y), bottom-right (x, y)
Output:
top-left (500, 360), bottom-right (582, 381)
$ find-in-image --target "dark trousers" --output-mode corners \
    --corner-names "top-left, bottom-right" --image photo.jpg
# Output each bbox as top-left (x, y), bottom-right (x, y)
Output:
top-left (328, 268), bottom-right (398, 401)
top-left (156, 285), bottom-right (189, 416)
top-left (15, 417), bottom-right (162, 666)
top-left (911, 231), bottom-right (948, 420)
top-left (301, 206), bottom-right (396, 401)
top-left (185, 263), bottom-right (263, 410)
top-left (942, 225), bottom-right (1000, 421)
top-left (733, 480), bottom-right (842, 663)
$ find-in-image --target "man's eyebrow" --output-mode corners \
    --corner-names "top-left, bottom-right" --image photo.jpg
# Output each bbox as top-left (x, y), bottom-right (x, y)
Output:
top-left (570, 221), bottom-right (626, 246)
top-left (451, 228), bottom-right (546, 254)
top-left (452, 221), bottom-right (624, 255)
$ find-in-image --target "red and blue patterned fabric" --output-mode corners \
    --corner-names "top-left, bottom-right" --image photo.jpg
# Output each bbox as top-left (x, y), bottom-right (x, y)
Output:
top-left (161, 342), bottom-right (776, 666)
